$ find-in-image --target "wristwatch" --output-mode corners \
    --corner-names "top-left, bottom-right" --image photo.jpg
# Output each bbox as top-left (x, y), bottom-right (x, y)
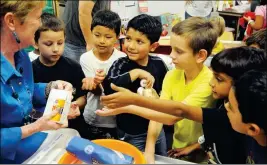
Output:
top-left (198, 135), bottom-right (205, 145)
top-left (248, 20), bottom-right (254, 25)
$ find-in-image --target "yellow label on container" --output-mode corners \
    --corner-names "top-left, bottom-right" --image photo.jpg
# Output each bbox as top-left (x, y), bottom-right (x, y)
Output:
top-left (51, 99), bottom-right (65, 121)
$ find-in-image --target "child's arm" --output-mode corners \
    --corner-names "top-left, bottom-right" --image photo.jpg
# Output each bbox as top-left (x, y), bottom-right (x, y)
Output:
top-left (103, 58), bottom-right (155, 95)
top-left (100, 84), bottom-right (204, 122)
top-left (144, 121), bottom-right (164, 164)
top-left (80, 54), bottom-right (102, 94)
top-left (98, 104), bottom-right (203, 124)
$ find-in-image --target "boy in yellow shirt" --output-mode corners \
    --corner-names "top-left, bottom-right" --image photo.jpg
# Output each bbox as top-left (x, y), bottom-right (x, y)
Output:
top-left (143, 17), bottom-right (218, 163)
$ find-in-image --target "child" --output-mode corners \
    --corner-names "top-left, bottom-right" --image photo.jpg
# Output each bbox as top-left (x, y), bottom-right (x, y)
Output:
top-left (245, 28), bottom-right (266, 50)
top-left (210, 16), bottom-right (225, 55)
top-left (144, 17), bottom-right (218, 163)
top-left (79, 10), bottom-right (126, 140)
top-left (98, 47), bottom-right (267, 163)
top-left (227, 69), bottom-right (267, 164)
top-left (32, 13), bottom-right (87, 133)
top-left (204, 16), bottom-right (226, 67)
top-left (102, 14), bottom-right (168, 156)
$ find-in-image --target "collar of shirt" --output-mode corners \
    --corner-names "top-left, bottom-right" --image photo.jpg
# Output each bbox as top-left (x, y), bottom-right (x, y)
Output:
top-left (1, 51), bottom-right (25, 84)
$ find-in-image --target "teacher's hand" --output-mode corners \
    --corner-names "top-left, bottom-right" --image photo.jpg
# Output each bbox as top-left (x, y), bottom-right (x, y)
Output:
top-left (51, 80), bottom-right (73, 92)
top-left (34, 110), bottom-right (68, 132)
top-left (46, 80), bottom-right (74, 99)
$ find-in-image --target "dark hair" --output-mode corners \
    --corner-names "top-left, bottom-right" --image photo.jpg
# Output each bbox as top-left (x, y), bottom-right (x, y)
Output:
top-left (260, 0), bottom-right (267, 5)
top-left (126, 14), bottom-right (162, 44)
top-left (171, 17), bottom-right (218, 56)
top-left (234, 70), bottom-right (267, 133)
top-left (91, 10), bottom-right (121, 36)
top-left (211, 46), bottom-right (267, 80)
top-left (34, 12), bottom-right (65, 43)
top-left (245, 28), bottom-right (266, 50)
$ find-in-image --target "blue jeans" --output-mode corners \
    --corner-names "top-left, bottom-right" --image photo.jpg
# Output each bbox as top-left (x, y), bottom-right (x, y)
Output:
top-left (63, 42), bottom-right (86, 63)
top-left (117, 129), bottom-right (167, 156)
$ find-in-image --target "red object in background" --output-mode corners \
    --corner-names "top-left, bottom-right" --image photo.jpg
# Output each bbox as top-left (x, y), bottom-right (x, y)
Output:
top-left (239, 12), bottom-right (256, 40)
top-left (139, 0), bottom-right (148, 13)
top-left (239, 12), bottom-right (255, 28)
top-left (161, 30), bottom-right (168, 36)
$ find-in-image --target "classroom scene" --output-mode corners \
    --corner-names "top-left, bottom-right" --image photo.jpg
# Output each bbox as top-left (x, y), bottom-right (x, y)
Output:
top-left (1, 0), bottom-right (267, 164)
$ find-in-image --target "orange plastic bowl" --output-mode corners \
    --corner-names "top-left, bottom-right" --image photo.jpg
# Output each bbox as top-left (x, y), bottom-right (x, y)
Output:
top-left (58, 139), bottom-right (146, 164)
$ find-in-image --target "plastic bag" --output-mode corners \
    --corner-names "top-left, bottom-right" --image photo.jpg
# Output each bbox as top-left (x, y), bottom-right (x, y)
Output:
top-left (66, 136), bottom-right (134, 164)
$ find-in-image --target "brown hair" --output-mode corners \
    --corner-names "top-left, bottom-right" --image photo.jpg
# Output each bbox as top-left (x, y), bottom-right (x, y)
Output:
top-left (34, 12), bottom-right (65, 43)
top-left (210, 16), bottom-right (226, 36)
top-left (172, 17), bottom-right (218, 56)
top-left (0, 1), bottom-right (45, 27)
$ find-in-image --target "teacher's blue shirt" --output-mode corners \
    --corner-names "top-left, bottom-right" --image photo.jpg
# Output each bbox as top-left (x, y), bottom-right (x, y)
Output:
top-left (1, 50), bottom-right (47, 163)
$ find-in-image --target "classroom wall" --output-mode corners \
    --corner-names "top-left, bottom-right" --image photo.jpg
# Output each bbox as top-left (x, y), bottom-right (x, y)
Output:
top-left (110, 1), bottom-right (186, 20)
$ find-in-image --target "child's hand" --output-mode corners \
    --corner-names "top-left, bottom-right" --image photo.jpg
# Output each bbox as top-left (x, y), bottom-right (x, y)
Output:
top-left (168, 143), bottom-right (200, 158)
top-left (96, 105), bottom-right (134, 117)
top-left (100, 83), bottom-right (136, 109)
top-left (68, 102), bottom-right (80, 119)
top-left (138, 70), bottom-right (155, 88)
top-left (94, 69), bottom-right (106, 85)
top-left (243, 16), bottom-right (252, 22)
top-left (82, 77), bottom-right (96, 90)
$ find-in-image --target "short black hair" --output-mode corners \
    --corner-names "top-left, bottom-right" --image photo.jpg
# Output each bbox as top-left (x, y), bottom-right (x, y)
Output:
top-left (34, 12), bottom-right (65, 43)
top-left (211, 46), bottom-right (267, 80)
top-left (260, 0), bottom-right (267, 5)
top-left (245, 28), bottom-right (266, 50)
top-left (234, 70), bottom-right (267, 133)
top-left (126, 14), bottom-right (162, 44)
top-left (91, 10), bottom-right (121, 36)
top-left (172, 17), bottom-right (218, 56)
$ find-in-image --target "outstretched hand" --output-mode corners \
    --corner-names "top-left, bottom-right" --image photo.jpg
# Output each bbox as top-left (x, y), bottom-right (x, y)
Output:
top-left (100, 83), bottom-right (137, 109)
top-left (95, 106), bottom-right (131, 117)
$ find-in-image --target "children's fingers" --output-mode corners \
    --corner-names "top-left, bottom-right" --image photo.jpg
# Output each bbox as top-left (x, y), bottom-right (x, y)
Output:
top-left (95, 71), bottom-right (105, 77)
top-left (75, 109), bottom-right (81, 116)
top-left (146, 79), bottom-right (154, 88)
top-left (81, 81), bottom-right (89, 90)
top-left (82, 78), bottom-right (87, 83)
top-left (95, 109), bottom-right (115, 117)
top-left (110, 83), bottom-right (128, 92)
top-left (167, 149), bottom-right (179, 156)
top-left (167, 149), bottom-right (174, 155)
top-left (95, 76), bottom-right (105, 82)
top-left (101, 103), bottom-right (117, 109)
top-left (173, 150), bottom-right (186, 157)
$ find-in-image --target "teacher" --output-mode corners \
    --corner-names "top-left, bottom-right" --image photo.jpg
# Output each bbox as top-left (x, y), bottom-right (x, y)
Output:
top-left (1, 1), bottom-right (73, 163)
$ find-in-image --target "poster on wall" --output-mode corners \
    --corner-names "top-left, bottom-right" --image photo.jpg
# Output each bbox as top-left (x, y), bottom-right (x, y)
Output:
top-left (138, 0), bottom-right (148, 13)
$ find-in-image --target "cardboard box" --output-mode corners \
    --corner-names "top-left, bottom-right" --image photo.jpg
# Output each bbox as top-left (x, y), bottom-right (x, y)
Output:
top-left (43, 89), bottom-right (72, 124)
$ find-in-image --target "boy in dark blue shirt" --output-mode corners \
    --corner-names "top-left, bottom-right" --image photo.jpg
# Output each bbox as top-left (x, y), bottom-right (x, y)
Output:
top-left (226, 70), bottom-right (267, 164)
top-left (103, 14), bottom-right (168, 156)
